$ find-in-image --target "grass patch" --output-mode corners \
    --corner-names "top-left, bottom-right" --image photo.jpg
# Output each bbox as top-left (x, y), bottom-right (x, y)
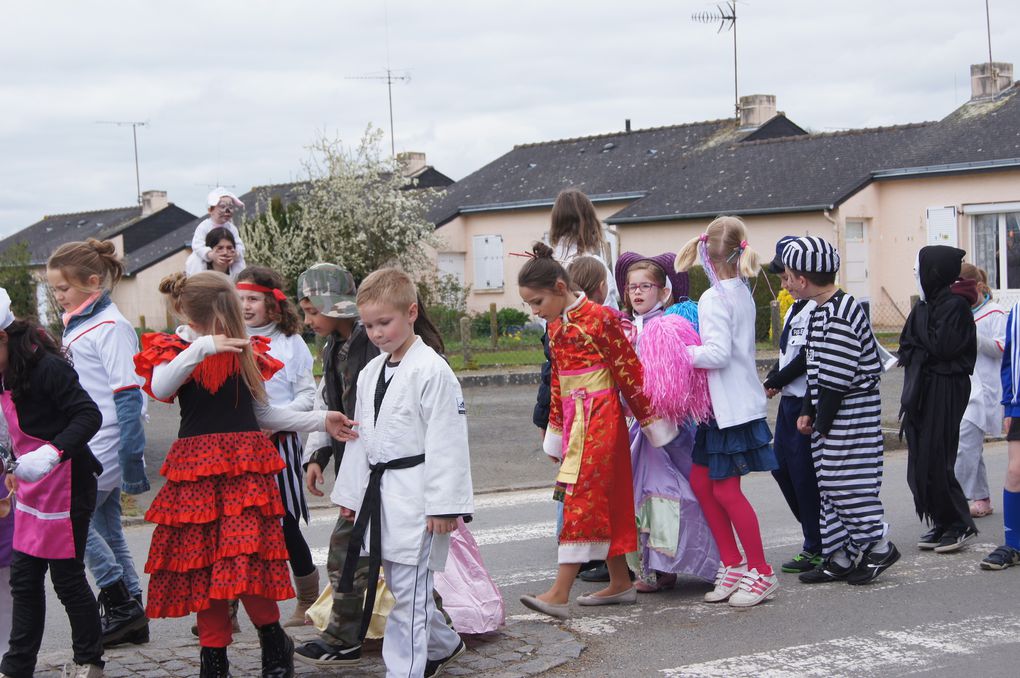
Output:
top-left (449, 348), bottom-right (546, 371)
top-left (121, 492), bottom-right (142, 518)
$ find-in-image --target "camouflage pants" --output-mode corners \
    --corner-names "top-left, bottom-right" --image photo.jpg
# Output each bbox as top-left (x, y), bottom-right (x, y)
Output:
top-left (322, 515), bottom-right (452, 647)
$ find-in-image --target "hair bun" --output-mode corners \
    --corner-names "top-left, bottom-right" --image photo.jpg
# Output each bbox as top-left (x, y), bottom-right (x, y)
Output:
top-left (531, 241), bottom-right (555, 259)
top-left (159, 271), bottom-right (188, 297)
top-left (86, 238), bottom-right (118, 257)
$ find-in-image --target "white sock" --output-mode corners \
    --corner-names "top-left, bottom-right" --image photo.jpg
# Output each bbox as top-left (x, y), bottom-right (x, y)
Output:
top-left (871, 536), bottom-right (891, 554)
top-left (832, 549), bottom-right (852, 568)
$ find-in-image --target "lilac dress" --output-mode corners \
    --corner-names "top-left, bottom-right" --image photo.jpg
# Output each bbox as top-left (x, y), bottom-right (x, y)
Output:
top-left (628, 306), bottom-right (719, 581)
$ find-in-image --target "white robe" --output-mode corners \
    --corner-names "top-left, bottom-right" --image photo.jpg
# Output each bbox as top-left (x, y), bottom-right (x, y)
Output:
top-left (332, 337), bottom-right (474, 570)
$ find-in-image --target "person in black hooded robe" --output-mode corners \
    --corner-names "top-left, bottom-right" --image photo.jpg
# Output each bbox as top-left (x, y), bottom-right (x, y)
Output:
top-left (899, 245), bottom-right (979, 552)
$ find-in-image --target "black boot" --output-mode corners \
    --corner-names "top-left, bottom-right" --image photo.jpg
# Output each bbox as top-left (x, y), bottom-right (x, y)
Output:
top-left (257, 622), bottom-right (294, 678)
top-left (99, 579), bottom-right (148, 647)
top-left (200, 646), bottom-right (231, 678)
top-left (107, 593), bottom-right (149, 647)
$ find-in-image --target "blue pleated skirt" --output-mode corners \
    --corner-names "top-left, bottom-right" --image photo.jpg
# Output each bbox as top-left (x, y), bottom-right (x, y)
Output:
top-left (692, 418), bottom-right (778, 480)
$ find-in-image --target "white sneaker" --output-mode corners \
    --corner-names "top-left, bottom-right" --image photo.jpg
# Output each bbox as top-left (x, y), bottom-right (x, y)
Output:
top-left (704, 563), bottom-right (746, 602)
top-left (62, 663), bottom-right (104, 678)
top-left (728, 568), bottom-right (779, 607)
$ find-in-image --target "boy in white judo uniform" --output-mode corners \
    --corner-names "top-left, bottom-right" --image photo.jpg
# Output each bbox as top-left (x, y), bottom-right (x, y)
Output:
top-left (333, 267), bottom-right (471, 678)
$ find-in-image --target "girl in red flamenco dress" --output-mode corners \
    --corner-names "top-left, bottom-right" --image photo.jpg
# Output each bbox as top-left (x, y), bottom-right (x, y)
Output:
top-left (133, 272), bottom-right (354, 678)
top-left (516, 243), bottom-right (678, 620)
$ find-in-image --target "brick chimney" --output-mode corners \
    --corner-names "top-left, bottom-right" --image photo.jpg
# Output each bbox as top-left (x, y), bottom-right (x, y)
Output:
top-left (397, 152), bottom-right (427, 177)
top-left (739, 94), bottom-right (777, 129)
top-left (141, 190), bottom-right (169, 217)
top-left (971, 62), bottom-right (1013, 100)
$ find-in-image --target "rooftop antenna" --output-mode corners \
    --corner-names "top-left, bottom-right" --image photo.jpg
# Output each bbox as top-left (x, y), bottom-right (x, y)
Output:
top-left (345, 1), bottom-right (409, 157)
top-left (96, 120), bottom-right (148, 205)
top-left (692, 1), bottom-right (740, 121)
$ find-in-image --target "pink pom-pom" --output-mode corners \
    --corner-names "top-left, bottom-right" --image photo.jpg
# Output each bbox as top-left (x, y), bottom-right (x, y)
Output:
top-left (640, 315), bottom-right (713, 425)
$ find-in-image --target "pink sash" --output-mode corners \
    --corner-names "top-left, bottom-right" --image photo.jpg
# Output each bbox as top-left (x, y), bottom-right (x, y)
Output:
top-left (1, 392), bottom-right (75, 559)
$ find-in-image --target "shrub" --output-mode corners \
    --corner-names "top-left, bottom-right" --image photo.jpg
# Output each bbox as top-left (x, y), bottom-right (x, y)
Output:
top-left (470, 306), bottom-right (532, 337)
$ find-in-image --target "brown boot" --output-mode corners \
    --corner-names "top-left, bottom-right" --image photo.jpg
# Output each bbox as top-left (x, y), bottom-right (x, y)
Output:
top-left (283, 570), bottom-right (320, 628)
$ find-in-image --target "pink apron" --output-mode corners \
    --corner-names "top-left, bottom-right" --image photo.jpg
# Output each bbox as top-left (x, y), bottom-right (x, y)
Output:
top-left (1, 391), bottom-right (75, 559)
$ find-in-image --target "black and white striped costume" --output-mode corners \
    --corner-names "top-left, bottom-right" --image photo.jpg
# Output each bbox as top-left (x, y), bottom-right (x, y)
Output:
top-left (803, 291), bottom-right (886, 557)
top-left (783, 237), bottom-right (887, 558)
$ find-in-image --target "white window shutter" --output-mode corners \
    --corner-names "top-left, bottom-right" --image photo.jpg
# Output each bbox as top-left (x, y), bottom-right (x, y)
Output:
top-left (926, 206), bottom-right (958, 247)
top-left (472, 235), bottom-right (504, 290)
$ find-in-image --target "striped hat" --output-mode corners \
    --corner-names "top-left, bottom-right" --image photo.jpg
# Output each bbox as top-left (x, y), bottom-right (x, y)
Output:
top-left (781, 236), bottom-right (840, 273)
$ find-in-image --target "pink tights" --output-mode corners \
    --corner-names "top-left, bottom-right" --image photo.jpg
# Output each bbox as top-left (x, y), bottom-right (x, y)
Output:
top-left (690, 463), bottom-right (772, 574)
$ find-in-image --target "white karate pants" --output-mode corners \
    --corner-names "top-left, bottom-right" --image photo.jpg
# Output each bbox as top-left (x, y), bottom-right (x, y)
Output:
top-left (954, 419), bottom-right (990, 501)
top-left (0, 565), bottom-right (11, 659)
top-left (381, 536), bottom-right (461, 678)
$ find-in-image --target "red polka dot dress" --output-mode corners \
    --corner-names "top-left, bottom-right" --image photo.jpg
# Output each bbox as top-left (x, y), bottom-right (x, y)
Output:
top-left (134, 333), bottom-right (295, 618)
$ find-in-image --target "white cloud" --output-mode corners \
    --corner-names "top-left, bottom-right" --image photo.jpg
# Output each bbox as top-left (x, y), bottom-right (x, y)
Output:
top-left (1, 0), bottom-right (1017, 233)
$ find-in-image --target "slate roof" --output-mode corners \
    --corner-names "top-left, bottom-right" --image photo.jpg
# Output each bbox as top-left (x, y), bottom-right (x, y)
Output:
top-left (122, 216), bottom-right (200, 276)
top-left (431, 84), bottom-right (1020, 226)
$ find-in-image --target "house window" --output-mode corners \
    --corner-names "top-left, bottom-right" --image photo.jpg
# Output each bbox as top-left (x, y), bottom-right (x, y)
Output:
top-left (472, 235), bottom-right (504, 290)
top-left (971, 211), bottom-right (1020, 290)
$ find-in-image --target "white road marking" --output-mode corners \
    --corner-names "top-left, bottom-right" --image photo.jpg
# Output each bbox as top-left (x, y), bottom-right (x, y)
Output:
top-left (660, 615), bottom-right (1020, 677)
top-left (494, 568), bottom-right (559, 587)
top-left (473, 521), bottom-right (557, 545)
top-left (308, 487), bottom-right (552, 526)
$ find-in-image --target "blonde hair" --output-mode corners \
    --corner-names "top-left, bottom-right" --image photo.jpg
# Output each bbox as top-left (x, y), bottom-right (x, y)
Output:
top-left (47, 238), bottom-right (124, 291)
top-left (550, 189), bottom-right (609, 260)
top-left (567, 256), bottom-right (606, 299)
top-left (675, 215), bottom-right (761, 280)
top-left (960, 262), bottom-right (992, 298)
top-left (158, 271), bottom-right (266, 402)
top-left (357, 268), bottom-right (417, 310)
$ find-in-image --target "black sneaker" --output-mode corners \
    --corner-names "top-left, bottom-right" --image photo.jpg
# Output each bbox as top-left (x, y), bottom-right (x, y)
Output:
top-left (847, 543), bottom-right (900, 585)
top-left (424, 639), bottom-right (466, 678)
top-left (798, 555), bottom-right (854, 584)
top-left (294, 639), bottom-right (362, 666)
top-left (980, 545), bottom-right (1020, 570)
top-left (578, 562), bottom-right (610, 582)
top-left (933, 526), bottom-right (978, 553)
top-left (781, 551), bottom-right (822, 574)
top-left (917, 527), bottom-right (944, 550)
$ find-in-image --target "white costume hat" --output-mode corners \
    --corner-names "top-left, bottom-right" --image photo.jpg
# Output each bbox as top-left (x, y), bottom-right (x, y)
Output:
top-left (207, 187), bottom-right (243, 208)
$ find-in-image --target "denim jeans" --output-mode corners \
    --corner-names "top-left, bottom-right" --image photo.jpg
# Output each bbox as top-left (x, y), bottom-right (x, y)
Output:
top-left (84, 488), bottom-right (141, 595)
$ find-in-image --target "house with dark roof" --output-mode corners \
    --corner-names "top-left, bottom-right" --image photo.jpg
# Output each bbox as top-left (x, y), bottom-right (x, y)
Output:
top-left (0, 190), bottom-right (197, 327)
top-left (431, 62), bottom-right (1020, 325)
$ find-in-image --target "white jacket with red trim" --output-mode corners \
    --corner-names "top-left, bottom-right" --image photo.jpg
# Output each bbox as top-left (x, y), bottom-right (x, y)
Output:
top-left (965, 297), bottom-right (1007, 434)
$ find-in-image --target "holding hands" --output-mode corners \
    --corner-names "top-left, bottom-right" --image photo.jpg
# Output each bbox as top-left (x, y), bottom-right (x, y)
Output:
top-left (325, 412), bottom-right (358, 442)
top-left (796, 415), bottom-right (814, 436)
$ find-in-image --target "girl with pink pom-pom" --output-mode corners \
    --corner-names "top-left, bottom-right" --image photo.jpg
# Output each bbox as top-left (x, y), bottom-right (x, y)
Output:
top-left (674, 215), bottom-right (780, 608)
top-left (613, 253), bottom-right (719, 593)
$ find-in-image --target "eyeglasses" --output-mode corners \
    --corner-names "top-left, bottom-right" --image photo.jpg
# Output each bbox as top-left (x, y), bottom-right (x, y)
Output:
top-left (625, 282), bottom-right (662, 293)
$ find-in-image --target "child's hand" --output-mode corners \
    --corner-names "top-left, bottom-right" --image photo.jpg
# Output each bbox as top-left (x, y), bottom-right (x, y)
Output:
top-left (339, 506), bottom-right (355, 521)
top-left (4, 473), bottom-right (16, 494)
top-left (325, 412), bottom-right (358, 442)
top-left (765, 387), bottom-right (779, 399)
top-left (212, 335), bottom-right (248, 354)
top-left (1005, 418), bottom-right (1012, 435)
top-left (13, 445), bottom-right (60, 482)
top-left (305, 463), bottom-right (325, 497)
top-left (796, 416), bottom-right (814, 435)
top-left (427, 516), bottom-right (458, 534)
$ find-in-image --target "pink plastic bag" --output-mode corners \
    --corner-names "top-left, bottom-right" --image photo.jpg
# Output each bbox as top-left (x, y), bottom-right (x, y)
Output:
top-left (434, 519), bottom-right (505, 634)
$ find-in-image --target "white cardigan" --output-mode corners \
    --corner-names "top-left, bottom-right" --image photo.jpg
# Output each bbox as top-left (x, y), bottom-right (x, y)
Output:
top-left (687, 278), bottom-right (767, 429)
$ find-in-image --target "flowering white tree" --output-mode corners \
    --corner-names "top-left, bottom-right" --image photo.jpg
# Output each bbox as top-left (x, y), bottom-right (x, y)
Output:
top-left (244, 125), bottom-right (441, 283)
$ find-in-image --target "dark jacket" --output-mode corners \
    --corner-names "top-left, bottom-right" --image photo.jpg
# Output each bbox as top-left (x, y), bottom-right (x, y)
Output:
top-left (532, 329), bottom-right (552, 429)
top-left (307, 322), bottom-right (380, 476)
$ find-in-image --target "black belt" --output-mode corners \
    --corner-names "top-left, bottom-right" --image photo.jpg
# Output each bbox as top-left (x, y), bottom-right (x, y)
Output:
top-left (338, 453), bottom-right (426, 640)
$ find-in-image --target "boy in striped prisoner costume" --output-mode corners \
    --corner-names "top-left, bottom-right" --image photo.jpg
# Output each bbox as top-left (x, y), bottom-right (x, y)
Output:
top-left (783, 236), bottom-right (901, 585)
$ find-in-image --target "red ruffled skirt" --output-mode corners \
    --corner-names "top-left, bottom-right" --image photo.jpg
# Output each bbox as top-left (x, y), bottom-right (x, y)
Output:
top-left (144, 431), bottom-right (295, 618)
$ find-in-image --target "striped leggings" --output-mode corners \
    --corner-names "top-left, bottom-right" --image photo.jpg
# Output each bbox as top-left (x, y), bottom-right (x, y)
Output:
top-left (812, 392), bottom-right (888, 558)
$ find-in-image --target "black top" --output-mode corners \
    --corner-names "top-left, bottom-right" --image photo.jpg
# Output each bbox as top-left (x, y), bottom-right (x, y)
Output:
top-left (2, 352), bottom-right (102, 475)
top-left (177, 374), bottom-right (260, 438)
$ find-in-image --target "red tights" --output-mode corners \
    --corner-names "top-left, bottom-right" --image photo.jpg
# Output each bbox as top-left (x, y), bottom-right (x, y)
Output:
top-left (690, 464), bottom-right (772, 574)
top-left (197, 596), bottom-right (279, 648)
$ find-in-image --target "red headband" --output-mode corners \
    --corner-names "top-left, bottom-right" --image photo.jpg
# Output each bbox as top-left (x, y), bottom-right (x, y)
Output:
top-left (236, 282), bottom-right (287, 303)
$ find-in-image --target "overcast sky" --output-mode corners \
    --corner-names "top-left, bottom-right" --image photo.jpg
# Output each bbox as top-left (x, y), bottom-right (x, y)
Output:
top-left (1, 0), bottom-right (1017, 235)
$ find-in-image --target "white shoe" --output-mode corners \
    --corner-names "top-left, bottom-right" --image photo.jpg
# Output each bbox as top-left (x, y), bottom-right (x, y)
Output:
top-left (62, 663), bottom-right (104, 678)
top-left (728, 568), bottom-right (779, 608)
top-left (704, 563), bottom-right (746, 602)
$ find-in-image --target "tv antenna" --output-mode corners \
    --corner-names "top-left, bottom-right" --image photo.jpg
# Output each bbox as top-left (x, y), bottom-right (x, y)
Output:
top-left (96, 120), bottom-right (148, 205)
top-left (346, 69), bottom-right (411, 157)
top-left (692, 1), bottom-right (740, 121)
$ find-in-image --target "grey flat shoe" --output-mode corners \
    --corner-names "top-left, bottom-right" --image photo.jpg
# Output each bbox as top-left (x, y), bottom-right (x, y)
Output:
top-left (519, 594), bottom-right (571, 619)
top-left (576, 587), bottom-right (637, 606)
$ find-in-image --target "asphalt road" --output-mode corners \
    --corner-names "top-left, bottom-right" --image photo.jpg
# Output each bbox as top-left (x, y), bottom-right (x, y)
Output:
top-left (34, 368), bottom-right (1020, 676)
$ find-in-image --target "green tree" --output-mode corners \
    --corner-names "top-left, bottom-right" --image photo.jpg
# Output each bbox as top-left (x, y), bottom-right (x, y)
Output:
top-left (0, 242), bottom-right (38, 318)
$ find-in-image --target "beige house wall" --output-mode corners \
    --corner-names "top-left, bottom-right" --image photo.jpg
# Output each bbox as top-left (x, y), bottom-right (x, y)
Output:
top-left (113, 250), bottom-right (191, 329)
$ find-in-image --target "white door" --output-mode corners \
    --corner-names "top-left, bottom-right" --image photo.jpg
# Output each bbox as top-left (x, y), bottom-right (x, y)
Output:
top-left (844, 220), bottom-right (870, 301)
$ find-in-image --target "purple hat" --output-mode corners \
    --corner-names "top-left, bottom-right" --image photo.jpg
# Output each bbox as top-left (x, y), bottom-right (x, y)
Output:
top-left (615, 251), bottom-right (690, 301)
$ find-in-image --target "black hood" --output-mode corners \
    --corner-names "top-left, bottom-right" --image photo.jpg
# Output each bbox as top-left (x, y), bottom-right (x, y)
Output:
top-left (917, 245), bottom-right (965, 300)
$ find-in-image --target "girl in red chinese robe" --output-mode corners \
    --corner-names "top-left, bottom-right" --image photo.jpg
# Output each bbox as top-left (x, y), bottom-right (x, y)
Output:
top-left (516, 243), bottom-right (677, 620)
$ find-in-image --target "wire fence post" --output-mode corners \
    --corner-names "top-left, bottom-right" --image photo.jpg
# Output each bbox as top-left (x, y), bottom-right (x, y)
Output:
top-left (459, 316), bottom-right (473, 369)
top-left (489, 302), bottom-right (498, 349)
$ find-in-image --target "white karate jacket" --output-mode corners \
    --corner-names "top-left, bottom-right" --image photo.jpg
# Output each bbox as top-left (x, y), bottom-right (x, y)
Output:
top-left (332, 337), bottom-right (474, 570)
